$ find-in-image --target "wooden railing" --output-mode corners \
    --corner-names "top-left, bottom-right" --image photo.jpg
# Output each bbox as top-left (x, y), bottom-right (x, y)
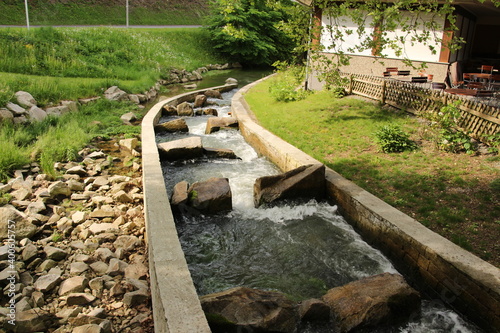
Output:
top-left (340, 73), bottom-right (500, 140)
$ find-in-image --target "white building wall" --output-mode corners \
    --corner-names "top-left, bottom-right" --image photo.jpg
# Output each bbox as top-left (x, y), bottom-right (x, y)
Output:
top-left (321, 11), bottom-right (446, 63)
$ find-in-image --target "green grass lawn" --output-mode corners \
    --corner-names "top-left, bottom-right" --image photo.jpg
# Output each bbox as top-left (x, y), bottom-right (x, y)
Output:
top-left (245, 75), bottom-right (500, 267)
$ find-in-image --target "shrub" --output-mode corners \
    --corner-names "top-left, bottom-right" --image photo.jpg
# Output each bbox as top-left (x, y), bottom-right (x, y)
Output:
top-left (269, 62), bottom-right (309, 102)
top-left (374, 124), bottom-right (418, 153)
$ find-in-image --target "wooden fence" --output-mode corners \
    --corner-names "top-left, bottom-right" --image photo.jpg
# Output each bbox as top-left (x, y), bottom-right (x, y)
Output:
top-left (340, 73), bottom-right (500, 140)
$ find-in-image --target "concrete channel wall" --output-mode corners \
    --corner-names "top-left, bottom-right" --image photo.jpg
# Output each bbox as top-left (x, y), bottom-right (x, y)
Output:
top-left (231, 77), bottom-right (500, 332)
top-left (141, 84), bottom-right (237, 333)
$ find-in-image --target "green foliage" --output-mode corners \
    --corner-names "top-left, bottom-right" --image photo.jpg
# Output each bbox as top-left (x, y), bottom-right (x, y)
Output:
top-left (424, 102), bottom-right (476, 154)
top-left (482, 132), bottom-right (500, 154)
top-left (490, 178), bottom-right (500, 192)
top-left (51, 231), bottom-right (63, 243)
top-left (268, 62), bottom-right (309, 102)
top-left (206, 0), bottom-right (294, 66)
top-left (0, 193), bottom-right (13, 206)
top-left (374, 124), bottom-right (418, 153)
top-left (0, 0), bottom-right (207, 25)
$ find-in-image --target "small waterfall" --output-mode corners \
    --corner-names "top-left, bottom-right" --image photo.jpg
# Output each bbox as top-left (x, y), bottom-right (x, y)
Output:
top-left (158, 86), bottom-right (482, 332)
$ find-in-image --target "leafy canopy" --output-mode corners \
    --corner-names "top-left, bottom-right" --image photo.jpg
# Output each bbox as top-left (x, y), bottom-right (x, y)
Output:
top-left (206, 0), bottom-right (296, 66)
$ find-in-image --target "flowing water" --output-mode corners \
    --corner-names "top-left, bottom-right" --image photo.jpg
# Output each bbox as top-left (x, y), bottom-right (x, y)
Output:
top-left (157, 71), bottom-right (483, 332)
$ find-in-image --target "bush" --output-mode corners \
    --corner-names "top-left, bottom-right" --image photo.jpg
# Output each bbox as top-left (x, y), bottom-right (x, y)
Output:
top-left (375, 125), bottom-right (418, 153)
top-left (269, 63), bottom-right (309, 102)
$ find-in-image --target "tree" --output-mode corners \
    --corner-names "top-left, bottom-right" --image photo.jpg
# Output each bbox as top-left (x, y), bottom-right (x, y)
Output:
top-left (206, 0), bottom-right (295, 66)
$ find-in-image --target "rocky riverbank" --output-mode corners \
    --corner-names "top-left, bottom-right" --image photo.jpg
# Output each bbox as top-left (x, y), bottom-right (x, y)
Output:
top-left (0, 138), bottom-right (152, 333)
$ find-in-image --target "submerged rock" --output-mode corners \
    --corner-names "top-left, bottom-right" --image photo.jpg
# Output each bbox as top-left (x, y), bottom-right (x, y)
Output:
top-left (254, 164), bottom-right (326, 207)
top-left (205, 117), bottom-right (239, 134)
top-left (200, 287), bottom-right (298, 333)
top-left (154, 118), bottom-right (188, 133)
top-left (157, 136), bottom-right (204, 161)
top-left (322, 273), bottom-right (421, 332)
top-left (187, 177), bottom-right (232, 214)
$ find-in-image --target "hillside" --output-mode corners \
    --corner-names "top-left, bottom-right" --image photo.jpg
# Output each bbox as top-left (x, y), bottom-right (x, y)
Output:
top-left (0, 0), bottom-right (210, 25)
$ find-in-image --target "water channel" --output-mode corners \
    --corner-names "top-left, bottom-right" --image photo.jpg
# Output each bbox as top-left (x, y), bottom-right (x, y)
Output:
top-left (156, 69), bottom-right (482, 332)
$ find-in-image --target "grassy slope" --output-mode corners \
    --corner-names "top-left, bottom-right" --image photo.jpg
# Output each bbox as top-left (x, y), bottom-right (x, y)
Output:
top-left (0, 0), bottom-right (209, 25)
top-left (244, 76), bottom-right (500, 267)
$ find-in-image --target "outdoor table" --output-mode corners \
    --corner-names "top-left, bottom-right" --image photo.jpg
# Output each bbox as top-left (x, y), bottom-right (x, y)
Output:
top-left (464, 73), bottom-right (493, 80)
top-left (444, 88), bottom-right (477, 96)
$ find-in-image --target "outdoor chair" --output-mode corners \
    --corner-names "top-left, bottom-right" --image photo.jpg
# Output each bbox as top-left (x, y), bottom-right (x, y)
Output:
top-left (386, 67), bottom-right (398, 75)
top-left (480, 65), bottom-right (494, 74)
top-left (397, 70), bottom-right (410, 76)
top-left (411, 77), bottom-right (427, 84)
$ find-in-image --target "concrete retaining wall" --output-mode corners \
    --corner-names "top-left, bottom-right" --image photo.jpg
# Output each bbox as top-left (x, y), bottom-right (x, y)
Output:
top-left (232, 77), bottom-right (500, 332)
top-left (142, 83), bottom-right (237, 333)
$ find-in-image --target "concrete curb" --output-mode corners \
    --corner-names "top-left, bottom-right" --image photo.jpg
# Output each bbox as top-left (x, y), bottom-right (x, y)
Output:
top-left (231, 76), bottom-right (500, 332)
top-left (141, 83), bottom-right (237, 333)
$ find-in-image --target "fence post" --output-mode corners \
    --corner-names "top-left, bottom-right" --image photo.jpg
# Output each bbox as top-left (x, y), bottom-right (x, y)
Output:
top-left (381, 80), bottom-right (386, 104)
top-left (348, 75), bottom-right (353, 95)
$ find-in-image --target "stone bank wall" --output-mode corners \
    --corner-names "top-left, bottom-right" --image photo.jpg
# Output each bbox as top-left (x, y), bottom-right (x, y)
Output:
top-left (141, 83), bottom-right (237, 333)
top-left (232, 77), bottom-right (500, 333)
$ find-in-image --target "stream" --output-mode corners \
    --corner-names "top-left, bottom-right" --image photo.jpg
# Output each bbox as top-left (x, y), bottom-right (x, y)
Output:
top-left (156, 70), bottom-right (483, 332)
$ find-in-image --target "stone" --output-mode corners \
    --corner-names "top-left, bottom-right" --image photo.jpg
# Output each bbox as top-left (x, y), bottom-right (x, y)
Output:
top-left (46, 105), bottom-right (70, 116)
top-left (162, 104), bottom-right (178, 116)
top-left (6, 102), bottom-right (27, 115)
top-left (70, 262), bottom-right (89, 275)
top-left (226, 77), bottom-right (238, 85)
top-left (322, 273), bottom-right (421, 332)
top-left (36, 259), bottom-right (57, 272)
top-left (200, 287), bottom-right (298, 333)
top-left (89, 222), bottom-right (117, 235)
top-left (11, 187), bottom-right (32, 201)
top-left (61, 100), bottom-right (79, 112)
top-left (90, 261), bottom-right (109, 274)
top-left (157, 136), bottom-right (204, 161)
top-left (114, 190), bottom-right (133, 203)
top-left (154, 118), bottom-right (189, 133)
top-left (72, 211), bottom-right (87, 224)
top-left (123, 289), bottom-right (149, 307)
top-left (27, 105), bottom-right (47, 122)
top-left (205, 117), bottom-right (239, 134)
top-left (298, 299), bottom-right (330, 322)
top-left (254, 164), bottom-right (326, 208)
top-left (66, 165), bottom-right (88, 177)
top-left (124, 262), bottom-right (148, 280)
top-left (26, 200), bottom-right (46, 215)
top-left (56, 307), bottom-right (82, 322)
top-left (104, 86), bottom-right (127, 101)
top-left (15, 91), bottom-right (37, 107)
top-left (66, 293), bottom-right (96, 306)
top-left (204, 89), bottom-right (222, 99)
top-left (0, 206), bottom-right (36, 240)
top-left (94, 247), bottom-right (115, 262)
top-left (203, 147), bottom-right (239, 159)
top-left (194, 94), bottom-right (207, 108)
top-left (44, 245), bottom-right (68, 261)
top-left (106, 258), bottom-right (129, 276)
top-left (59, 276), bottom-right (89, 296)
top-left (5, 308), bottom-right (49, 332)
top-left (48, 181), bottom-right (71, 198)
top-left (171, 181), bottom-right (189, 206)
top-left (120, 112), bottom-right (137, 124)
top-left (21, 243), bottom-right (38, 262)
top-left (176, 101), bottom-right (194, 116)
top-left (203, 108), bottom-right (218, 116)
top-left (119, 138), bottom-right (138, 152)
top-left (188, 177), bottom-right (232, 214)
top-left (34, 274), bottom-right (61, 292)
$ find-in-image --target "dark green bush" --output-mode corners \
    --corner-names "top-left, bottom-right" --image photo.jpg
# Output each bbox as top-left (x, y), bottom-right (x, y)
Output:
top-left (375, 124), bottom-right (418, 153)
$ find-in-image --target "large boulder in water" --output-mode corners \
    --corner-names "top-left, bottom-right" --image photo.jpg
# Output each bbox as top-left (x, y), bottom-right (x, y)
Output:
top-left (187, 177), bottom-right (232, 214)
top-left (205, 117), bottom-right (239, 134)
top-left (154, 118), bottom-right (188, 133)
top-left (194, 94), bottom-right (207, 108)
top-left (157, 137), bottom-right (203, 161)
top-left (200, 287), bottom-right (298, 333)
top-left (322, 273), bottom-right (421, 332)
top-left (254, 164), bottom-right (326, 207)
top-left (176, 101), bottom-right (194, 116)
